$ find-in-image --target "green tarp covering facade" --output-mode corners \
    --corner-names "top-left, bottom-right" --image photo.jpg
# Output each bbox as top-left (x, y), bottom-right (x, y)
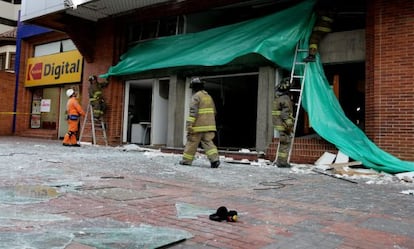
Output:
top-left (102, 0), bottom-right (414, 173)
top-left (100, 0), bottom-right (315, 77)
top-left (303, 60), bottom-right (414, 173)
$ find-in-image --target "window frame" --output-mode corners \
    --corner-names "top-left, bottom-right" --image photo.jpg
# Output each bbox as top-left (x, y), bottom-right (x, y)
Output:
top-left (0, 52), bottom-right (6, 70)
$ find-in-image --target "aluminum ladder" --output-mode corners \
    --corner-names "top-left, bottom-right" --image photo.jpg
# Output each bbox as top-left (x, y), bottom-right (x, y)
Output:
top-left (275, 43), bottom-right (308, 164)
top-left (79, 104), bottom-right (108, 146)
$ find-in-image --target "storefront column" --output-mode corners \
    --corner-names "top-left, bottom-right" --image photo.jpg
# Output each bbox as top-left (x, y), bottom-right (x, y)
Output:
top-left (256, 67), bottom-right (276, 152)
top-left (167, 75), bottom-right (186, 147)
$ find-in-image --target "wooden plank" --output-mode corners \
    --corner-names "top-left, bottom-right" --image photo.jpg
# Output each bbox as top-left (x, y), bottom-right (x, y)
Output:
top-left (328, 161), bottom-right (362, 168)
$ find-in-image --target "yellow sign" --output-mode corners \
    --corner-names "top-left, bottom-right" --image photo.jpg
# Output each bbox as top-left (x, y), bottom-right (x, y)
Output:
top-left (25, 50), bottom-right (83, 87)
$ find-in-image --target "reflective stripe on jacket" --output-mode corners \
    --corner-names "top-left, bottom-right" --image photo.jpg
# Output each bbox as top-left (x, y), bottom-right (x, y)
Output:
top-left (272, 92), bottom-right (294, 132)
top-left (187, 90), bottom-right (216, 132)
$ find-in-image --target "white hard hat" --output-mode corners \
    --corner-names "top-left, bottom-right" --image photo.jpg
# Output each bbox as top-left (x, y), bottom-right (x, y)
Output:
top-left (66, 89), bottom-right (75, 97)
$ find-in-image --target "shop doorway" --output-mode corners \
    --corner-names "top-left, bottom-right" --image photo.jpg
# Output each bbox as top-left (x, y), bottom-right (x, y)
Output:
top-left (124, 79), bottom-right (169, 146)
top-left (324, 62), bottom-right (365, 130)
top-left (202, 73), bottom-right (258, 150)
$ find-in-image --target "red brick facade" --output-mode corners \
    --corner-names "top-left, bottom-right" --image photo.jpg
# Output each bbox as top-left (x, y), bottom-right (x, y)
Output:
top-left (0, 71), bottom-right (16, 135)
top-left (266, 137), bottom-right (337, 164)
top-left (81, 20), bottom-right (125, 145)
top-left (365, 0), bottom-right (414, 161)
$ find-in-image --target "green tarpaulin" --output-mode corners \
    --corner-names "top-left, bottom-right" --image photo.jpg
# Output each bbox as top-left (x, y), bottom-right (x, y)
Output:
top-left (100, 0), bottom-right (315, 77)
top-left (101, 0), bottom-right (414, 173)
top-left (303, 59), bottom-right (414, 173)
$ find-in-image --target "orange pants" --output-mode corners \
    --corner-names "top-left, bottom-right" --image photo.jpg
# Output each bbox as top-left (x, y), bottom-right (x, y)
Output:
top-left (62, 119), bottom-right (80, 145)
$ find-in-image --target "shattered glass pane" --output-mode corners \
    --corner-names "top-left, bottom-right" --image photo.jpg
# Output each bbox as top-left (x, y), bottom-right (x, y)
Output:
top-left (175, 202), bottom-right (215, 219)
top-left (73, 225), bottom-right (193, 249)
top-left (81, 187), bottom-right (158, 201)
top-left (0, 231), bottom-right (74, 249)
top-left (0, 185), bottom-right (60, 204)
top-left (0, 207), bottom-right (70, 222)
top-left (0, 218), bottom-right (193, 249)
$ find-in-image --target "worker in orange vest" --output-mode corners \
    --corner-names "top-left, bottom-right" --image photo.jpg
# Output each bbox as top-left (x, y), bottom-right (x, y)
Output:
top-left (63, 89), bottom-right (85, 146)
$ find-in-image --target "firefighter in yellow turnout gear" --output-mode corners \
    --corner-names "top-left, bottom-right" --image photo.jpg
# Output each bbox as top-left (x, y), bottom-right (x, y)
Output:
top-left (180, 78), bottom-right (220, 168)
top-left (88, 75), bottom-right (108, 120)
top-left (304, 9), bottom-right (334, 63)
top-left (272, 77), bottom-right (294, 168)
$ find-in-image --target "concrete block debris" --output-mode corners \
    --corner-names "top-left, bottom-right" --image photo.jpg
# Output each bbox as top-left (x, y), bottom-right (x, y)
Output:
top-left (314, 151), bottom-right (369, 177)
top-left (315, 152), bottom-right (336, 166)
top-left (334, 150), bottom-right (349, 163)
top-left (395, 172), bottom-right (414, 183)
top-left (400, 189), bottom-right (414, 195)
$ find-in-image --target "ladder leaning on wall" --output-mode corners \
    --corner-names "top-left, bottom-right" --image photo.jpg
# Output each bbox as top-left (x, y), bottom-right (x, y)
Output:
top-left (79, 104), bottom-right (108, 146)
top-left (274, 43), bottom-right (309, 164)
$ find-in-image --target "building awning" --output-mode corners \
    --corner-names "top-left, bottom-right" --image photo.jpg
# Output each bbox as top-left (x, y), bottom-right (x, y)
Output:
top-left (100, 0), bottom-right (315, 78)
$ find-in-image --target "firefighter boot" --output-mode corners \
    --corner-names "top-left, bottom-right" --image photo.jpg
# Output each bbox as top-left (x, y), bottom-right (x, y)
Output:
top-left (179, 160), bottom-right (192, 166)
top-left (276, 161), bottom-right (291, 168)
top-left (303, 54), bottom-right (316, 62)
top-left (211, 160), bottom-right (220, 168)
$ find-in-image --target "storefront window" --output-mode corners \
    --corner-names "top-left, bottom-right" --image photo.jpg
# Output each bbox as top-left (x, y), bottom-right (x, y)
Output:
top-left (8, 52), bottom-right (15, 71)
top-left (30, 87), bottom-right (60, 129)
top-left (0, 52), bottom-right (6, 70)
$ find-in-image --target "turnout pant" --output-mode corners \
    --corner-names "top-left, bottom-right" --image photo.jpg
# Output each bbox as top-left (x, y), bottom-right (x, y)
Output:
top-left (276, 131), bottom-right (292, 163)
top-left (182, 131), bottom-right (219, 164)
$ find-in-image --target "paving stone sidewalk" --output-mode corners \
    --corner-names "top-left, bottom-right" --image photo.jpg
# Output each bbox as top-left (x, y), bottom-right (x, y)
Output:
top-left (0, 136), bottom-right (413, 249)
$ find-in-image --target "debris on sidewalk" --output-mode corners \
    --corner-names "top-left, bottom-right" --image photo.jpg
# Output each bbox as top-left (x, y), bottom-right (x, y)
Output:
top-left (311, 151), bottom-right (414, 186)
top-left (395, 172), bottom-right (414, 183)
top-left (100, 175), bottom-right (125, 179)
top-left (400, 189), bottom-right (414, 195)
top-left (224, 158), bottom-right (251, 164)
top-left (118, 143), bottom-right (157, 152)
top-left (239, 148), bottom-right (251, 153)
top-left (312, 168), bottom-right (358, 184)
top-left (312, 151), bottom-right (367, 184)
top-left (313, 151), bottom-right (378, 178)
top-left (0, 185), bottom-right (60, 204)
top-left (314, 151), bottom-right (336, 166)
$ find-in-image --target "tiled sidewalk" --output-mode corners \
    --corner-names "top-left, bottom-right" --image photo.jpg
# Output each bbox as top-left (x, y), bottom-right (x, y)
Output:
top-left (0, 136), bottom-right (413, 248)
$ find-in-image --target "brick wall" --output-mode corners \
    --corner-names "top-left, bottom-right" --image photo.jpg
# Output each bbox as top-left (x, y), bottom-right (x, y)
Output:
top-left (265, 137), bottom-right (337, 164)
top-left (366, 0), bottom-right (414, 161)
top-left (82, 19), bottom-right (125, 146)
top-left (0, 71), bottom-right (15, 135)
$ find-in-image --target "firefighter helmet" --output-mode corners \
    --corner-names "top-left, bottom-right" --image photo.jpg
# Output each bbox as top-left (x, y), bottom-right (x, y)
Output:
top-left (277, 77), bottom-right (291, 91)
top-left (66, 89), bottom-right (75, 97)
top-left (89, 75), bottom-right (96, 81)
top-left (190, 77), bottom-right (204, 89)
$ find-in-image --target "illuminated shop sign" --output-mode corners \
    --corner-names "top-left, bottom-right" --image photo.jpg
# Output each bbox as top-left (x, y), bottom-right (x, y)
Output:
top-left (25, 50), bottom-right (83, 87)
